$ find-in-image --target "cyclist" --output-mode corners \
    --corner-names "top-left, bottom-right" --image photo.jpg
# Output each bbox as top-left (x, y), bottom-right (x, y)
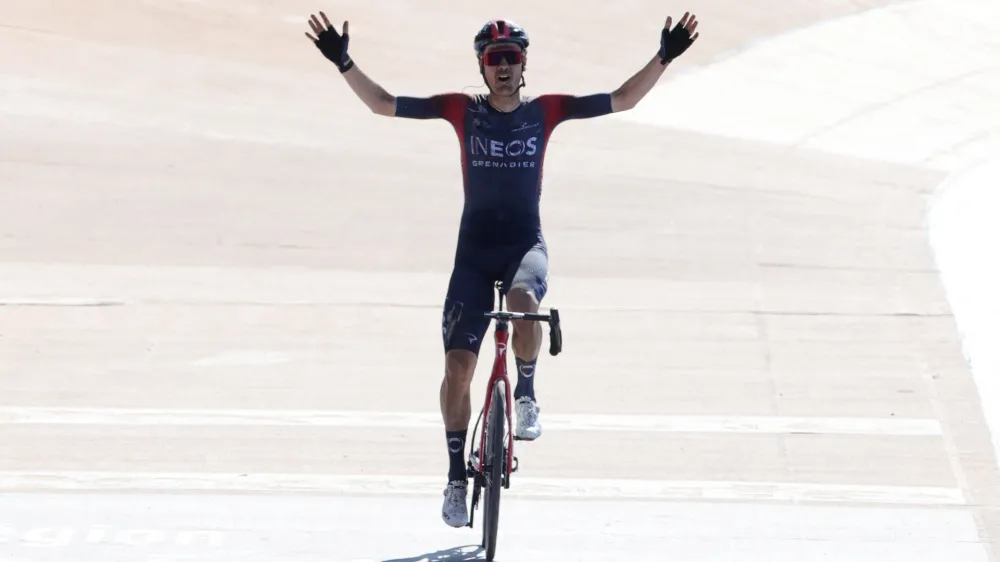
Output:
top-left (305, 12), bottom-right (699, 528)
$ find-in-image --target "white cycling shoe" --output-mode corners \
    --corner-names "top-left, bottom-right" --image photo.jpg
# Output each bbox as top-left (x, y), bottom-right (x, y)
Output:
top-left (441, 480), bottom-right (469, 528)
top-left (514, 396), bottom-right (542, 441)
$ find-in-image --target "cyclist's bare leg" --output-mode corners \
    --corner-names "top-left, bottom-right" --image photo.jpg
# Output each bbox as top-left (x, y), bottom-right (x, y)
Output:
top-left (507, 287), bottom-right (542, 360)
top-left (507, 286), bottom-right (544, 440)
top-left (439, 348), bottom-right (476, 528)
top-left (440, 349), bottom-right (476, 431)
top-left (438, 269), bottom-right (490, 492)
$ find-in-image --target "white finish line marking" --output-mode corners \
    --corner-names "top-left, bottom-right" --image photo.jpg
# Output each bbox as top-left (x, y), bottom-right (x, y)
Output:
top-left (0, 471), bottom-right (966, 506)
top-left (0, 407), bottom-right (942, 436)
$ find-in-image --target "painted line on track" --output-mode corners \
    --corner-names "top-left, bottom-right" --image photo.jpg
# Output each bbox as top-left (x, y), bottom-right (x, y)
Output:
top-left (0, 407), bottom-right (943, 436)
top-left (0, 471), bottom-right (966, 506)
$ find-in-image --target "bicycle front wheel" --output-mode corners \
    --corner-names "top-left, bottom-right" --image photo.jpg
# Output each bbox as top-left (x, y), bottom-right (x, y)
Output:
top-left (482, 380), bottom-right (506, 560)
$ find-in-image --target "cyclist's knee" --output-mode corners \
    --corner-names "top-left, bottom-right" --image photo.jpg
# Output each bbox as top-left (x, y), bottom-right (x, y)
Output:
top-left (507, 286), bottom-right (539, 313)
top-left (445, 349), bottom-right (477, 386)
top-left (507, 286), bottom-right (540, 335)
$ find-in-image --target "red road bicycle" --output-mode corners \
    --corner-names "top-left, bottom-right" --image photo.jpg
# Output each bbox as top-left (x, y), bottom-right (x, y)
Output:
top-left (465, 280), bottom-right (562, 561)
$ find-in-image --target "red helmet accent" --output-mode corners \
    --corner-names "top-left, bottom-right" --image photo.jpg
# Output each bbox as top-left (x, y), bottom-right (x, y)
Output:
top-left (475, 19), bottom-right (528, 53)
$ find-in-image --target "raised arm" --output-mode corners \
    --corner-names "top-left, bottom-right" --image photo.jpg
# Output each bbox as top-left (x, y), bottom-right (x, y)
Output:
top-left (306, 13), bottom-right (395, 116)
top-left (610, 13), bottom-right (699, 112)
top-left (342, 63), bottom-right (396, 116)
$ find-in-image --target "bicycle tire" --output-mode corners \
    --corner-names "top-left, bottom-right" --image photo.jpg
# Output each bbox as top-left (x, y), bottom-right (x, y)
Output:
top-left (482, 380), bottom-right (505, 560)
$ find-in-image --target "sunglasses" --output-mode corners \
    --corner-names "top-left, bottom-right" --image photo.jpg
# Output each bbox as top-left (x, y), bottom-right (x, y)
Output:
top-left (483, 49), bottom-right (524, 66)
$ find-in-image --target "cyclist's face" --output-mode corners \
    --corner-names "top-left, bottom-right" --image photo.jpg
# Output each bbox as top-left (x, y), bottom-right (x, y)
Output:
top-left (481, 43), bottom-right (524, 95)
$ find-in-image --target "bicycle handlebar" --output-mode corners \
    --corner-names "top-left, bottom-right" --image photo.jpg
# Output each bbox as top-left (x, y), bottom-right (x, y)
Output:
top-left (484, 308), bottom-right (562, 356)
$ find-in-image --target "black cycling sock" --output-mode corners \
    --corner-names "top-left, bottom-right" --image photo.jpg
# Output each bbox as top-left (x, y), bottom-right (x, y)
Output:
top-left (446, 429), bottom-right (468, 483)
top-left (513, 357), bottom-right (536, 400)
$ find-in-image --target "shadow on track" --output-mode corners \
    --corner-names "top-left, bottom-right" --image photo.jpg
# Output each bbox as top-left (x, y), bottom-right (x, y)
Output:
top-left (383, 544), bottom-right (484, 561)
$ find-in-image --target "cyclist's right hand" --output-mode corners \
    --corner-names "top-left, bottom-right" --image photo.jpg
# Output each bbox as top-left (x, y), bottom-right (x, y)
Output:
top-left (305, 11), bottom-right (354, 73)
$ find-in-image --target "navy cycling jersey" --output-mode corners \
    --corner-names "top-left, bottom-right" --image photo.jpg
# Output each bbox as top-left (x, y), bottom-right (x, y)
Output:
top-left (394, 92), bottom-right (613, 245)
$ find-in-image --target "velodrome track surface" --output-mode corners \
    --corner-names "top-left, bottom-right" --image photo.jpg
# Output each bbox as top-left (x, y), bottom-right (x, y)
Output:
top-left (2, 0), bottom-right (999, 560)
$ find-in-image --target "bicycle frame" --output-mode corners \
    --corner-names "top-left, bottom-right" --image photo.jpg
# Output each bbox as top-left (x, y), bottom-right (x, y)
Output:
top-left (470, 282), bottom-right (563, 477)
top-left (472, 308), bottom-right (515, 477)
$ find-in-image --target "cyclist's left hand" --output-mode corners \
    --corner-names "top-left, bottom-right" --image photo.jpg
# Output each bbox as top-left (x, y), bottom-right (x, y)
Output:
top-left (659, 12), bottom-right (699, 64)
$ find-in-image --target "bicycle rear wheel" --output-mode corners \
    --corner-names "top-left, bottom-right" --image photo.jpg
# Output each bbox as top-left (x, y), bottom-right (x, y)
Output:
top-left (481, 380), bottom-right (506, 560)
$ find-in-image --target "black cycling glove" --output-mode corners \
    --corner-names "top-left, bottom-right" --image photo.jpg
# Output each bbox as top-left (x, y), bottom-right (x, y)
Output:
top-left (312, 20), bottom-right (354, 73)
top-left (659, 16), bottom-right (697, 64)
